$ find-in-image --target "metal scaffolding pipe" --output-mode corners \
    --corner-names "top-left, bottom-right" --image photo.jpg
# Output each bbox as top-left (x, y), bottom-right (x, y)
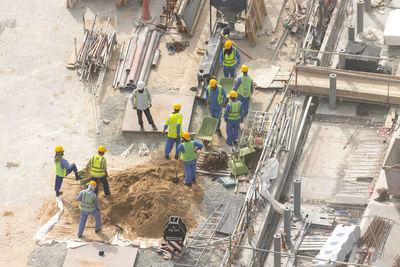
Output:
top-left (293, 179), bottom-right (301, 218)
top-left (127, 27), bottom-right (150, 87)
top-left (283, 207), bottom-right (291, 245)
top-left (138, 30), bottom-right (160, 84)
top-left (117, 37), bottom-right (132, 88)
top-left (274, 234), bottom-right (281, 267)
top-left (348, 25), bottom-right (355, 41)
top-left (125, 32), bottom-right (139, 74)
top-left (329, 73), bottom-right (337, 110)
top-left (113, 41), bottom-right (125, 88)
top-left (357, 0), bottom-right (364, 34)
top-left (151, 48), bottom-right (161, 68)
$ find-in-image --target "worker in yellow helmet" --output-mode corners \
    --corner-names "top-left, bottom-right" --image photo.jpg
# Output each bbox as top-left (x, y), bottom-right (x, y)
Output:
top-left (178, 132), bottom-right (203, 186)
top-left (224, 91), bottom-right (244, 146)
top-left (54, 145), bottom-right (81, 197)
top-left (233, 65), bottom-right (254, 117)
top-left (220, 40), bottom-right (241, 78)
top-left (206, 79), bottom-right (227, 136)
top-left (77, 181), bottom-right (102, 238)
top-left (86, 146), bottom-right (110, 195)
top-left (162, 104), bottom-right (183, 160)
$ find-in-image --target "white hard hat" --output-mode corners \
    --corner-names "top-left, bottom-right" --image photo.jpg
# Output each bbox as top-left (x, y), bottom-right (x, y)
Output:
top-left (137, 81), bottom-right (145, 90)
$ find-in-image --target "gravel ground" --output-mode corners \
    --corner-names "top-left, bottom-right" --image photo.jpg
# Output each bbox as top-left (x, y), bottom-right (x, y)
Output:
top-left (27, 242), bottom-right (67, 267)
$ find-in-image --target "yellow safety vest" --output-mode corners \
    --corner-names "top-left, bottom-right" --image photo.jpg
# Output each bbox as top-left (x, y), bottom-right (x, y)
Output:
top-left (90, 154), bottom-right (105, 177)
top-left (227, 101), bottom-right (241, 120)
top-left (55, 159), bottom-right (67, 177)
top-left (165, 113), bottom-right (183, 138)
top-left (223, 48), bottom-right (237, 67)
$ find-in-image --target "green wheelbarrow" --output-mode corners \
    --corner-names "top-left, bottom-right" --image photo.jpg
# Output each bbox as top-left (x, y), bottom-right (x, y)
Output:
top-left (197, 116), bottom-right (218, 147)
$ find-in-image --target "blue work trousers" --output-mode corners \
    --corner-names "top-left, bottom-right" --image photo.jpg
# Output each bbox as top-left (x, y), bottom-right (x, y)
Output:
top-left (78, 209), bottom-right (101, 237)
top-left (223, 66), bottom-right (236, 78)
top-left (238, 95), bottom-right (250, 117)
top-left (209, 105), bottom-right (222, 130)
top-left (91, 176), bottom-right (111, 196)
top-left (165, 137), bottom-right (180, 158)
top-left (184, 159), bottom-right (197, 184)
top-left (54, 165), bottom-right (78, 192)
top-left (226, 119), bottom-right (241, 145)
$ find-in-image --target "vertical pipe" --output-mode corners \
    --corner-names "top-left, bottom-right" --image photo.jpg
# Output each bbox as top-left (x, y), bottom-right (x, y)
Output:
top-left (139, 30), bottom-right (160, 84)
top-left (294, 179), bottom-right (301, 218)
top-left (127, 27), bottom-right (150, 86)
top-left (274, 234), bottom-right (281, 267)
top-left (283, 206), bottom-right (291, 245)
top-left (329, 74), bottom-right (337, 110)
top-left (348, 25), bottom-right (355, 42)
top-left (357, 1), bottom-right (364, 34)
top-left (365, 0), bottom-right (371, 10)
top-left (338, 49), bottom-right (346, 70)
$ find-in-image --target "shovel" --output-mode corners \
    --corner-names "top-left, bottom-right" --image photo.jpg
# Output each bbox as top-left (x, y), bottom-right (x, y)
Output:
top-left (100, 211), bottom-right (124, 232)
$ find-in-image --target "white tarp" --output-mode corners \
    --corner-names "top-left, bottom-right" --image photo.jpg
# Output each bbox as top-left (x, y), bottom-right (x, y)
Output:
top-left (34, 197), bottom-right (64, 243)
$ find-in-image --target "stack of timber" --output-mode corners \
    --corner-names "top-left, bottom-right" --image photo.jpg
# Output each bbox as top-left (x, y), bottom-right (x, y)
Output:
top-left (290, 65), bottom-right (400, 105)
top-left (245, 0), bottom-right (267, 46)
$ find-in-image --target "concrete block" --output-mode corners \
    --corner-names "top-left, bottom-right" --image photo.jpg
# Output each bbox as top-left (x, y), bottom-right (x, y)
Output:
top-left (384, 10), bottom-right (400, 46)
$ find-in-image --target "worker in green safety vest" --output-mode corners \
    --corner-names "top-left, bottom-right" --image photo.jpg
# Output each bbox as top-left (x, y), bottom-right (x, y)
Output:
top-left (224, 91), bottom-right (244, 146)
top-left (233, 65), bottom-right (254, 117)
top-left (54, 145), bottom-right (81, 197)
top-left (178, 132), bottom-right (203, 186)
top-left (77, 181), bottom-right (102, 238)
top-left (162, 103), bottom-right (183, 160)
top-left (86, 145), bottom-right (110, 196)
top-left (219, 40), bottom-right (241, 78)
top-left (206, 78), bottom-right (227, 136)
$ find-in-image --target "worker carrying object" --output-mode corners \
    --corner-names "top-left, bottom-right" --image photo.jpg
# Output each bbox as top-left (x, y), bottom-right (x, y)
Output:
top-left (86, 146), bottom-right (111, 196)
top-left (77, 181), bottom-right (102, 238)
top-left (224, 91), bottom-right (244, 146)
top-left (178, 132), bottom-right (203, 186)
top-left (220, 40), bottom-right (241, 78)
top-left (130, 81), bottom-right (158, 132)
top-left (233, 65), bottom-right (254, 117)
top-left (162, 104), bottom-right (183, 160)
top-left (206, 79), bottom-right (227, 136)
top-left (54, 145), bottom-right (81, 197)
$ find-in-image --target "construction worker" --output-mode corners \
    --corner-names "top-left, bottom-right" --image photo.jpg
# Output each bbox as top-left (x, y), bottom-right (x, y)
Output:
top-left (162, 104), bottom-right (183, 160)
top-left (178, 132), bottom-right (203, 186)
top-left (77, 181), bottom-right (101, 238)
top-left (233, 65), bottom-right (254, 117)
top-left (54, 145), bottom-right (81, 197)
top-left (220, 40), bottom-right (241, 78)
top-left (206, 79), bottom-right (227, 136)
top-left (86, 146), bottom-right (110, 196)
top-left (130, 81), bottom-right (158, 132)
top-left (224, 91), bottom-right (244, 146)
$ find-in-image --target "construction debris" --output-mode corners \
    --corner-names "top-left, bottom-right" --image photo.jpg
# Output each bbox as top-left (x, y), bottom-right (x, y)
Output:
top-left (198, 151), bottom-right (229, 172)
top-left (375, 188), bottom-right (390, 202)
top-left (166, 41), bottom-right (189, 55)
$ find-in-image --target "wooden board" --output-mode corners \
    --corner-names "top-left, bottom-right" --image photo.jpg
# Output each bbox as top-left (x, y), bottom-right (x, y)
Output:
top-left (245, 0), bottom-right (267, 46)
top-left (384, 107), bottom-right (397, 128)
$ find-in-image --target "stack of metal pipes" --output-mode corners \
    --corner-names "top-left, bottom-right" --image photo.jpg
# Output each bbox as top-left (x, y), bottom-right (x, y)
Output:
top-left (76, 16), bottom-right (116, 81)
top-left (113, 27), bottom-right (162, 89)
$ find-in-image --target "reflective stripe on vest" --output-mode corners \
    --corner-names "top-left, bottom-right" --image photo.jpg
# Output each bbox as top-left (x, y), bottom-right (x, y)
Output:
top-left (227, 101), bottom-right (241, 120)
top-left (134, 88), bottom-right (150, 105)
top-left (237, 75), bottom-right (253, 98)
top-left (166, 113), bottom-right (183, 138)
top-left (182, 141), bottom-right (197, 162)
top-left (55, 159), bottom-right (67, 177)
top-left (80, 191), bottom-right (96, 212)
top-left (90, 155), bottom-right (105, 177)
top-left (207, 85), bottom-right (224, 106)
top-left (223, 48), bottom-right (237, 67)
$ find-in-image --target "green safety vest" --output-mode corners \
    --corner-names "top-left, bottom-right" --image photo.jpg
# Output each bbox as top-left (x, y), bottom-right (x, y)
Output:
top-left (182, 141), bottom-right (197, 162)
top-left (55, 158), bottom-right (67, 177)
top-left (90, 154), bottom-right (105, 177)
top-left (227, 101), bottom-right (241, 120)
top-left (237, 75), bottom-right (253, 98)
top-left (223, 48), bottom-right (237, 67)
top-left (166, 113), bottom-right (183, 138)
top-left (80, 190), bottom-right (96, 212)
top-left (207, 85), bottom-right (224, 106)
top-left (134, 88), bottom-right (150, 105)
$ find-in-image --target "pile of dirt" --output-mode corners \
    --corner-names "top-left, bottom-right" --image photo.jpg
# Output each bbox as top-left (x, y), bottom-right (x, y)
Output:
top-left (39, 156), bottom-right (204, 240)
top-left (198, 151), bottom-right (229, 172)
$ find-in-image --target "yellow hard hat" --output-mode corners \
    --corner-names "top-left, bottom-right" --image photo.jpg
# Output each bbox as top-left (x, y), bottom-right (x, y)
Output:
top-left (209, 79), bottom-right (217, 87)
top-left (89, 181), bottom-right (97, 187)
top-left (225, 40), bottom-right (233, 49)
top-left (229, 91), bottom-right (238, 98)
top-left (241, 65), bottom-right (249, 72)
top-left (98, 145), bottom-right (107, 153)
top-left (173, 103), bottom-right (181, 110)
top-left (182, 132), bottom-right (190, 141)
top-left (55, 145), bottom-right (64, 152)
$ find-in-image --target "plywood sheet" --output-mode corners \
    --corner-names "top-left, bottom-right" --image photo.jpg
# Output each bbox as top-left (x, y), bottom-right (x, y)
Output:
top-left (121, 93), bottom-right (194, 132)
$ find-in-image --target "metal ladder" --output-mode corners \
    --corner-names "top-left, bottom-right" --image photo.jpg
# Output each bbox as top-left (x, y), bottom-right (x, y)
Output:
top-left (240, 110), bottom-right (272, 143)
top-left (173, 202), bottom-right (229, 266)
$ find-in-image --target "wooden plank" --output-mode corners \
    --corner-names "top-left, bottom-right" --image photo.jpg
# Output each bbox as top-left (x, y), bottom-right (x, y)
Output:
top-left (385, 107), bottom-right (397, 128)
top-left (188, 0), bottom-right (205, 36)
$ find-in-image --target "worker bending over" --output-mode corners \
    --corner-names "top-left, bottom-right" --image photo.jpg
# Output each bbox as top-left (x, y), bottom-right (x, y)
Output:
top-left (220, 40), bottom-right (241, 78)
top-left (130, 81), bottom-right (158, 132)
top-left (178, 132), bottom-right (203, 186)
top-left (224, 91), bottom-right (244, 146)
top-left (162, 104), bottom-right (183, 160)
top-left (86, 146), bottom-right (110, 196)
top-left (54, 145), bottom-right (81, 197)
top-left (77, 181), bottom-right (102, 238)
top-left (233, 65), bottom-right (254, 117)
top-left (206, 79), bottom-right (227, 136)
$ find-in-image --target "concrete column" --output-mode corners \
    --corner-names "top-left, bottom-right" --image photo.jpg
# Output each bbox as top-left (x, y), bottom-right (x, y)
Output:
top-left (274, 234), bottom-right (281, 267)
top-left (338, 49), bottom-right (346, 70)
top-left (348, 25), bottom-right (355, 42)
top-left (284, 207), bottom-right (291, 245)
top-left (294, 179), bottom-right (302, 218)
top-left (365, 0), bottom-right (371, 10)
top-left (357, 1), bottom-right (364, 34)
top-left (329, 74), bottom-right (337, 110)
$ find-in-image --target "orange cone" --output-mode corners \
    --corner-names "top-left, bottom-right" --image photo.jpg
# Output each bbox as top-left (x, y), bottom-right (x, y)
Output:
top-left (141, 0), bottom-right (152, 21)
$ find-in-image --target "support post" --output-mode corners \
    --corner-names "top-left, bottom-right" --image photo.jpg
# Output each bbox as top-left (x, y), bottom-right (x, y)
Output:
top-left (338, 49), bottom-right (346, 70)
top-left (329, 74), bottom-right (337, 110)
top-left (293, 179), bottom-right (302, 218)
top-left (274, 234), bottom-right (281, 267)
top-left (365, 0), bottom-right (371, 10)
top-left (348, 25), bottom-right (355, 42)
top-left (284, 207), bottom-right (291, 245)
top-left (357, 1), bottom-right (364, 34)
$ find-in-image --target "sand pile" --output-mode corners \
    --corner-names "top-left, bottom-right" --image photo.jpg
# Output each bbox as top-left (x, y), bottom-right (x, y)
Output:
top-left (39, 156), bottom-right (204, 240)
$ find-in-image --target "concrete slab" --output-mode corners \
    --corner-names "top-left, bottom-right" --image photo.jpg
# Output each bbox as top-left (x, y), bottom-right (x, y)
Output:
top-left (121, 93), bottom-right (194, 132)
top-left (63, 243), bottom-right (138, 267)
top-left (245, 59), bottom-right (279, 88)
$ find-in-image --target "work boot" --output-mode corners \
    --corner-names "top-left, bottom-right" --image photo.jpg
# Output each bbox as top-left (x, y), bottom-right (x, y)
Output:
top-left (225, 140), bottom-right (232, 146)
top-left (151, 124), bottom-right (158, 131)
top-left (140, 125), bottom-right (145, 132)
top-left (217, 129), bottom-right (222, 137)
top-left (165, 156), bottom-right (170, 160)
top-left (175, 155), bottom-right (179, 160)
top-left (56, 191), bottom-right (63, 197)
top-left (95, 227), bottom-right (102, 233)
top-left (234, 140), bottom-right (238, 146)
top-left (182, 181), bottom-right (192, 187)
top-left (75, 172), bottom-right (82, 181)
